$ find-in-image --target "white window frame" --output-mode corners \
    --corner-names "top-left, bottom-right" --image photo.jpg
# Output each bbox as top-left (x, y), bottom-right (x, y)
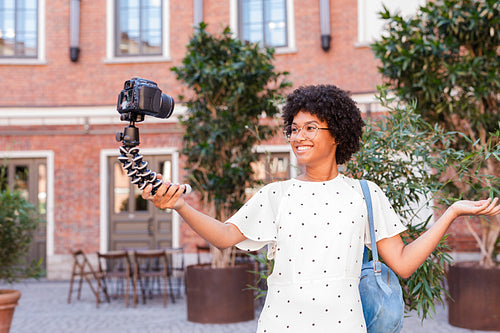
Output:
top-left (105, 0), bottom-right (171, 64)
top-left (357, 0), bottom-right (426, 47)
top-left (230, 0), bottom-right (296, 54)
top-left (0, 0), bottom-right (46, 65)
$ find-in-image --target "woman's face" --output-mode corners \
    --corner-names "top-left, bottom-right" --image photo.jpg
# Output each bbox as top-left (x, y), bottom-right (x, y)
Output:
top-left (289, 111), bottom-right (337, 167)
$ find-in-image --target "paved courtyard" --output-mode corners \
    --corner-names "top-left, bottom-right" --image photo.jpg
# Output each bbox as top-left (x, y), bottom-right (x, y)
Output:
top-left (8, 280), bottom-right (497, 333)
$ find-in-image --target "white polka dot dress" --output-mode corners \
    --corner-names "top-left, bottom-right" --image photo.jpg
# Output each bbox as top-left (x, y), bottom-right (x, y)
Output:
top-left (227, 174), bottom-right (406, 333)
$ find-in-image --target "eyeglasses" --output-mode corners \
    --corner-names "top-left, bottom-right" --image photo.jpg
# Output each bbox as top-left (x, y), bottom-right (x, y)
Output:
top-left (283, 123), bottom-right (330, 142)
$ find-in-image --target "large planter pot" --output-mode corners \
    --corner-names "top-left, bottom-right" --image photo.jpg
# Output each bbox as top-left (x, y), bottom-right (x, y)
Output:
top-left (185, 263), bottom-right (255, 323)
top-left (447, 262), bottom-right (500, 331)
top-left (0, 290), bottom-right (21, 333)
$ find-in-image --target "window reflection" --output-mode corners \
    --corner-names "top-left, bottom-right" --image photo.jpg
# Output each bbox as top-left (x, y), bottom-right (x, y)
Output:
top-left (248, 152), bottom-right (290, 197)
top-left (114, 162), bottom-right (130, 213)
top-left (15, 165), bottom-right (29, 200)
top-left (0, 165), bottom-right (6, 191)
top-left (240, 0), bottom-right (287, 48)
top-left (252, 153), bottom-right (289, 182)
top-left (161, 160), bottom-right (172, 181)
top-left (269, 155), bottom-right (289, 180)
top-left (38, 163), bottom-right (47, 214)
top-left (134, 186), bottom-right (148, 211)
top-left (0, 0), bottom-right (38, 58)
top-left (159, 160), bottom-right (172, 213)
top-left (117, 0), bottom-right (162, 56)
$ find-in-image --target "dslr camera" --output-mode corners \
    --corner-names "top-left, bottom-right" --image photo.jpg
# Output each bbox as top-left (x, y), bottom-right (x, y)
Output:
top-left (115, 77), bottom-right (191, 195)
top-left (117, 77), bottom-right (175, 122)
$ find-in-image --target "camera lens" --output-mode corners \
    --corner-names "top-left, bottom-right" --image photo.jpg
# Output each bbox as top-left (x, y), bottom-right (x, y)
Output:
top-left (157, 94), bottom-right (175, 119)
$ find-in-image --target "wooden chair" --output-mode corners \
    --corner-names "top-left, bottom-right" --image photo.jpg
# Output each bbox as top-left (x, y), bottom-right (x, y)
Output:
top-left (67, 249), bottom-right (108, 307)
top-left (165, 247), bottom-right (185, 299)
top-left (133, 249), bottom-right (175, 307)
top-left (97, 250), bottom-right (132, 307)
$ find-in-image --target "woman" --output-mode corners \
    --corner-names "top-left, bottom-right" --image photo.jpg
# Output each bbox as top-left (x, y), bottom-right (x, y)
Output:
top-left (143, 84), bottom-right (500, 332)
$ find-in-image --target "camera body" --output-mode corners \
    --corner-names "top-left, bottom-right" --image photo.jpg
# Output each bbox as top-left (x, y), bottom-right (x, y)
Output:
top-left (117, 77), bottom-right (175, 121)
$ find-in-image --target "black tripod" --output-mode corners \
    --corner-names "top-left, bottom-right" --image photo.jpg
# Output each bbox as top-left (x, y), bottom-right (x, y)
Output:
top-left (116, 119), bottom-right (163, 195)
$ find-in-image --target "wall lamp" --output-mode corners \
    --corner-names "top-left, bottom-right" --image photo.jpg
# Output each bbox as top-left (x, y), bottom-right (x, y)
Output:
top-left (70, 0), bottom-right (81, 62)
top-left (319, 0), bottom-right (331, 51)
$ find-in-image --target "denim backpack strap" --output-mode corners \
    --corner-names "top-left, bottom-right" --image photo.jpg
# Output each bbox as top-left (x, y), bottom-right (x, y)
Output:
top-left (360, 179), bottom-right (391, 296)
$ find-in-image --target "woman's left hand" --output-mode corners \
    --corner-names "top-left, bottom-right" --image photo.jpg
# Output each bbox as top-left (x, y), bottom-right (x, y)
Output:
top-left (450, 197), bottom-right (500, 218)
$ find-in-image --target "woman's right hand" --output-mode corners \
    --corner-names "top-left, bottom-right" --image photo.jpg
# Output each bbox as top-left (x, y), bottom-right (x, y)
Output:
top-left (142, 175), bottom-right (246, 249)
top-left (142, 175), bottom-right (188, 211)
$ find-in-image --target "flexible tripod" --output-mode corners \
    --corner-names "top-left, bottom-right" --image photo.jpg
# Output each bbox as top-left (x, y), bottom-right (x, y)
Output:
top-left (116, 120), bottom-right (164, 195)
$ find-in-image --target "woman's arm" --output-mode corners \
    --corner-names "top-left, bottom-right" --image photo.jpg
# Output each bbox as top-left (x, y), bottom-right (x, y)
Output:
top-left (377, 198), bottom-right (500, 278)
top-left (142, 180), bottom-right (247, 249)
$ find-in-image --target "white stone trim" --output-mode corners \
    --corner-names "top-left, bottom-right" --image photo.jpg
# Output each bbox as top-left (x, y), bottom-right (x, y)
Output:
top-left (0, 104), bottom-right (187, 126)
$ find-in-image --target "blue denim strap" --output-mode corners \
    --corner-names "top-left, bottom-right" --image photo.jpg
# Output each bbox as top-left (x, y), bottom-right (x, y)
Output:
top-left (360, 179), bottom-right (391, 295)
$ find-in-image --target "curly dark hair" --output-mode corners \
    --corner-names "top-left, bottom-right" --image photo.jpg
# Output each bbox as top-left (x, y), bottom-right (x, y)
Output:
top-left (282, 84), bottom-right (365, 165)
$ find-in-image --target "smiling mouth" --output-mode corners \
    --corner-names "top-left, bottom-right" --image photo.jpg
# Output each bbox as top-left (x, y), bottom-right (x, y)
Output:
top-left (296, 146), bottom-right (312, 151)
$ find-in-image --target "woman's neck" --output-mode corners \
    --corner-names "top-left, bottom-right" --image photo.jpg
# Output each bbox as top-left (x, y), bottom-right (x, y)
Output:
top-left (296, 167), bottom-right (339, 182)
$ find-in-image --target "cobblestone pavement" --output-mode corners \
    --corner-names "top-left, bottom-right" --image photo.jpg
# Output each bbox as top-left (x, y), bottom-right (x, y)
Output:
top-left (8, 280), bottom-right (497, 333)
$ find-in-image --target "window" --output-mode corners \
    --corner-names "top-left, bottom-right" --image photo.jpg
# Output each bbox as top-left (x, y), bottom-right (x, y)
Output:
top-left (0, 0), bottom-right (38, 58)
top-left (107, 0), bottom-right (170, 62)
top-left (246, 150), bottom-right (294, 198)
top-left (232, 0), bottom-right (295, 52)
top-left (115, 0), bottom-right (163, 56)
top-left (252, 152), bottom-right (290, 183)
top-left (357, 0), bottom-right (425, 45)
top-left (239, 0), bottom-right (287, 48)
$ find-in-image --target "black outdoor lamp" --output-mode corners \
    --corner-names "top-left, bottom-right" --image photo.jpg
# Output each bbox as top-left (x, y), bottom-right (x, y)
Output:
top-left (320, 0), bottom-right (331, 51)
top-left (70, 0), bottom-right (81, 62)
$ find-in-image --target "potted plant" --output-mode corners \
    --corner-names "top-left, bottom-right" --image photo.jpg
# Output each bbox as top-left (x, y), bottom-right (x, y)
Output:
top-left (372, 0), bottom-right (500, 329)
top-left (171, 23), bottom-right (290, 323)
top-left (0, 186), bottom-right (44, 333)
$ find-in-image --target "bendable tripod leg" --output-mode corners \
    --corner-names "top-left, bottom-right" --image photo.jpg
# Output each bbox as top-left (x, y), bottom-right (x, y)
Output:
top-left (117, 145), bottom-right (163, 195)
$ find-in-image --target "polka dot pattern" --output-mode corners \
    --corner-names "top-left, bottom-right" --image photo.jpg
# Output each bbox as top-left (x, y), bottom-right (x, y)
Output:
top-left (227, 175), bottom-right (406, 332)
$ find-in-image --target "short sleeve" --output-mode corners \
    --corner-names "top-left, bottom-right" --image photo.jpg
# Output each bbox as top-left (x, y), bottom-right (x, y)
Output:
top-left (364, 181), bottom-right (407, 248)
top-left (226, 182), bottom-right (282, 259)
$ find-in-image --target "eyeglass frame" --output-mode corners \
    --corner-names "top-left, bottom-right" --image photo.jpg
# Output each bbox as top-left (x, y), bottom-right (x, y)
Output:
top-left (283, 123), bottom-right (331, 142)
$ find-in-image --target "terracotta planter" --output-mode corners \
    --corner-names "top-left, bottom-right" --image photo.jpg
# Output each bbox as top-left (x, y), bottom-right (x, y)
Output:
top-left (185, 263), bottom-right (255, 323)
top-left (447, 262), bottom-right (500, 331)
top-left (0, 290), bottom-right (21, 333)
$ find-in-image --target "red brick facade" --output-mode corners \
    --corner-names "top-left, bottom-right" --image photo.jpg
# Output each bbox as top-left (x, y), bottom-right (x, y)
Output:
top-left (3, 0), bottom-right (380, 107)
top-left (0, 0), bottom-right (480, 278)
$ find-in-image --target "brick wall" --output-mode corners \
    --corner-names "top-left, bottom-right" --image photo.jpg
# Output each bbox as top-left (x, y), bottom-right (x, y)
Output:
top-left (3, 0), bottom-right (380, 107)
